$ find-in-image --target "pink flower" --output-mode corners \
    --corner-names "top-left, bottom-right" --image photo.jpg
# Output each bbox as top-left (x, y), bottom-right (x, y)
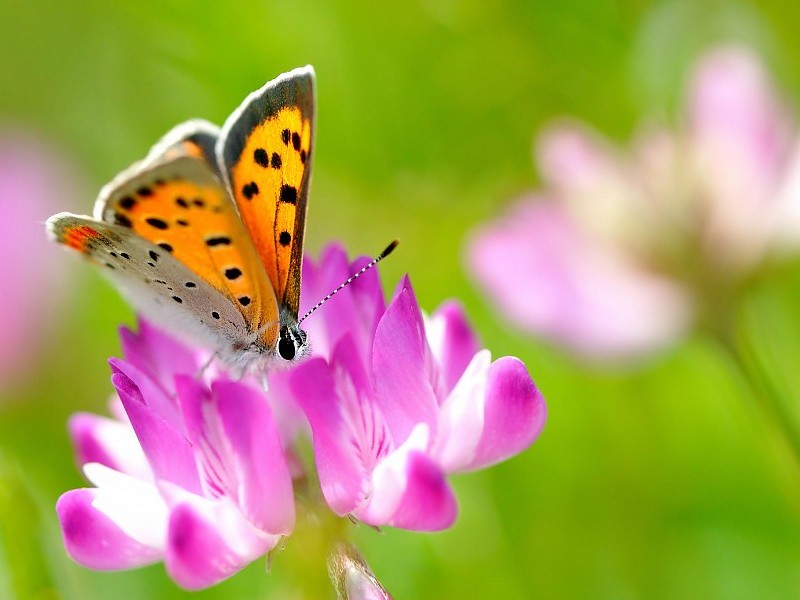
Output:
top-left (56, 245), bottom-right (546, 592)
top-left (57, 322), bottom-right (295, 590)
top-left (291, 247), bottom-right (546, 531)
top-left (0, 132), bottom-right (82, 387)
top-left (467, 46), bottom-right (800, 360)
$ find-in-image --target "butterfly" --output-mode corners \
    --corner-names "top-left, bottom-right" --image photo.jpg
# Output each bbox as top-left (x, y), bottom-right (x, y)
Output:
top-left (47, 66), bottom-right (316, 374)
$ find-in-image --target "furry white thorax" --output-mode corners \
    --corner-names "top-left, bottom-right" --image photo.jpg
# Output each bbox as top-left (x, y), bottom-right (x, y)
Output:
top-left (214, 305), bottom-right (309, 377)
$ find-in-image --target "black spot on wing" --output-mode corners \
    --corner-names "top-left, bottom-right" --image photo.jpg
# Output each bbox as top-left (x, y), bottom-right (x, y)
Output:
top-left (115, 213), bottom-right (133, 228)
top-left (206, 236), bottom-right (232, 247)
top-left (254, 148), bottom-right (269, 167)
top-left (242, 182), bottom-right (259, 199)
top-left (224, 267), bottom-right (242, 280)
top-left (146, 217), bottom-right (168, 230)
top-left (279, 184), bottom-right (297, 204)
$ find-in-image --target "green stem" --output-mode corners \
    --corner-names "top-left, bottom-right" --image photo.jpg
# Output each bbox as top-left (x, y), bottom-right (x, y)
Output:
top-left (715, 324), bottom-right (800, 475)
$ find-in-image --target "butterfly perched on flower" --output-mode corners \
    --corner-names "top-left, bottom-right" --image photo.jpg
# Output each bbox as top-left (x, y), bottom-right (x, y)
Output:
top-left (47, 66), bottom-right (316, 374)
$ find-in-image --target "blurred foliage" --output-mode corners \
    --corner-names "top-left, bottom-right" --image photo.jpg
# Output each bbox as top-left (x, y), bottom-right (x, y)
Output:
top-left (4, 0), bottom-right (800, 597)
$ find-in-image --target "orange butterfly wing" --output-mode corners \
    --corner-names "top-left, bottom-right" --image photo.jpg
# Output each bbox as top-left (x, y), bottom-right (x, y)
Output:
top-left (95, 121), bottom-right (280, 338)
top-left (217, 66), bottom-right (315, 320)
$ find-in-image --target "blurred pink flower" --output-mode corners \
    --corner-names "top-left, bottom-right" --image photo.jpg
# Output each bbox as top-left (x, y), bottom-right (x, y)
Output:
top-left (57, 322), bottom-right (295, 590)
top-left (0, 133), bottom-right (80, 387)
top-left (467, 46), bottom-right (800, 360)
top-left (291, 247), bottom-right (546, 531)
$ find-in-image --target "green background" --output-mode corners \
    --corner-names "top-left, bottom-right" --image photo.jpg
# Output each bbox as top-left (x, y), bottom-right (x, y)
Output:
top-left (4, 0), bottom-right (800, 597)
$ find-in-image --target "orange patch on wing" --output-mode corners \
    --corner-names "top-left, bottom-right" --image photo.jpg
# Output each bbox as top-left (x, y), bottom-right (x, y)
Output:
top-left (63, 225), bottom-right (100, 252)
top-left (181, 140), bottom-right (205, 160)
top-left (108, 177), bottom-right (278, 331)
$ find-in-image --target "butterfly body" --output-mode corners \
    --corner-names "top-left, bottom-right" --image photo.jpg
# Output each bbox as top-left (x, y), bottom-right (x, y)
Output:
top-left (47, 67), bottom-right (316, 374)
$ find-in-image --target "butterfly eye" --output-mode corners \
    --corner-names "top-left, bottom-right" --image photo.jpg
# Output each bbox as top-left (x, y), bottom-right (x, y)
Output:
top-left (278, 327), bottom-right (297, 360)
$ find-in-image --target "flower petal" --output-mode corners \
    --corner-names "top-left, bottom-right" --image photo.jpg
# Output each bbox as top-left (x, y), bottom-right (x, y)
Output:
top-left (467, 200), bottom-right (691, 359)
top-left (57, 488), bottom-right (163, 570)
top-left (536, 121), bottom-right (618, 194)
top-left (113, 372), bottom-right (202, 494)
top-left (300, 245), bottom-right (385, 362)
top-left (68, 412), bottom-right (150, 480)
top-left (109, 357), bottom-right (183, 431)
top-left (357, 425), bottom-right (456, 531)
top-left (0, 134), bottom-right (80, 385)
top-left (425, 300), bottom-right (481, 395)
top-left (373, 277), bottom-right (439, 442)
top-left (57, 463), bottom-right (169, 570)
top-left (263, 368), bottom-right (309, 447)
top-left (80, 463), bottom-right (169, 549)
top-left (214, 379), bottom-right (295, 535)
top-left (174, 376), bottom-right (236, 501)
top-left (165, 495), bottom-right (279, 590)
top-left (291, 355), bottom-right (368, 515)
top-left (689, 46), bottom-right (790, 181)
top-left (467, 356), bottom-right (546, 471)
top-left (119, 319), bottom-right (205, 395)
top-left (434, 353), bottom-right (545, 472)
top-left (432, 350), bottom-right (491, 472)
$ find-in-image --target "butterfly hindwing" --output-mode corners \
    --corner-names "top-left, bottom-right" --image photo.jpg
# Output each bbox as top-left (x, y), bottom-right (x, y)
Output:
top-left (139, 119), bottom-right (221, 173)
top-left (217, 66), bottom-right (315, 320)
top-left (46, 213), bottom-right (250, 350)
top-left (94, 122), bottom-right (280, 341)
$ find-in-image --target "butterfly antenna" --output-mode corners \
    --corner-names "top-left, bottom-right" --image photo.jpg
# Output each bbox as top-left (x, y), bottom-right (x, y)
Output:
top-left (298, 240), bottom-right (399, 325)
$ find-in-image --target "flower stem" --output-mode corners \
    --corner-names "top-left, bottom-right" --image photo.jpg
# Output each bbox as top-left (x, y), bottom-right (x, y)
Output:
top-left (715, 324), bottom-right (800, 476)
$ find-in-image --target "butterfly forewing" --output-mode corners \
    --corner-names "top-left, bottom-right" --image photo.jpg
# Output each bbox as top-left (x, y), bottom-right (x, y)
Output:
top-left (217, 66), bottom-right (315, 320)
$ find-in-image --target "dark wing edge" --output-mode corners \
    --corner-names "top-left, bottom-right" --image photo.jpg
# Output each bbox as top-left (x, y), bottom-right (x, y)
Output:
top-left (216, 65), bottom-right (316, 317)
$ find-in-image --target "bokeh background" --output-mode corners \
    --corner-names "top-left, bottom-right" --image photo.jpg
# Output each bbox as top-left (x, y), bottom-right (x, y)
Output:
top-left (4, 0), bottom-right (800, 597)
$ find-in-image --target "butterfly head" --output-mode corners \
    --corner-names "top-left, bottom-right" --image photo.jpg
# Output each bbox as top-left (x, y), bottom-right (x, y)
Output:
top-left (277, 323), bottom-right (308, 361)
top-left (276, 306), bottom-right (309, 362)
